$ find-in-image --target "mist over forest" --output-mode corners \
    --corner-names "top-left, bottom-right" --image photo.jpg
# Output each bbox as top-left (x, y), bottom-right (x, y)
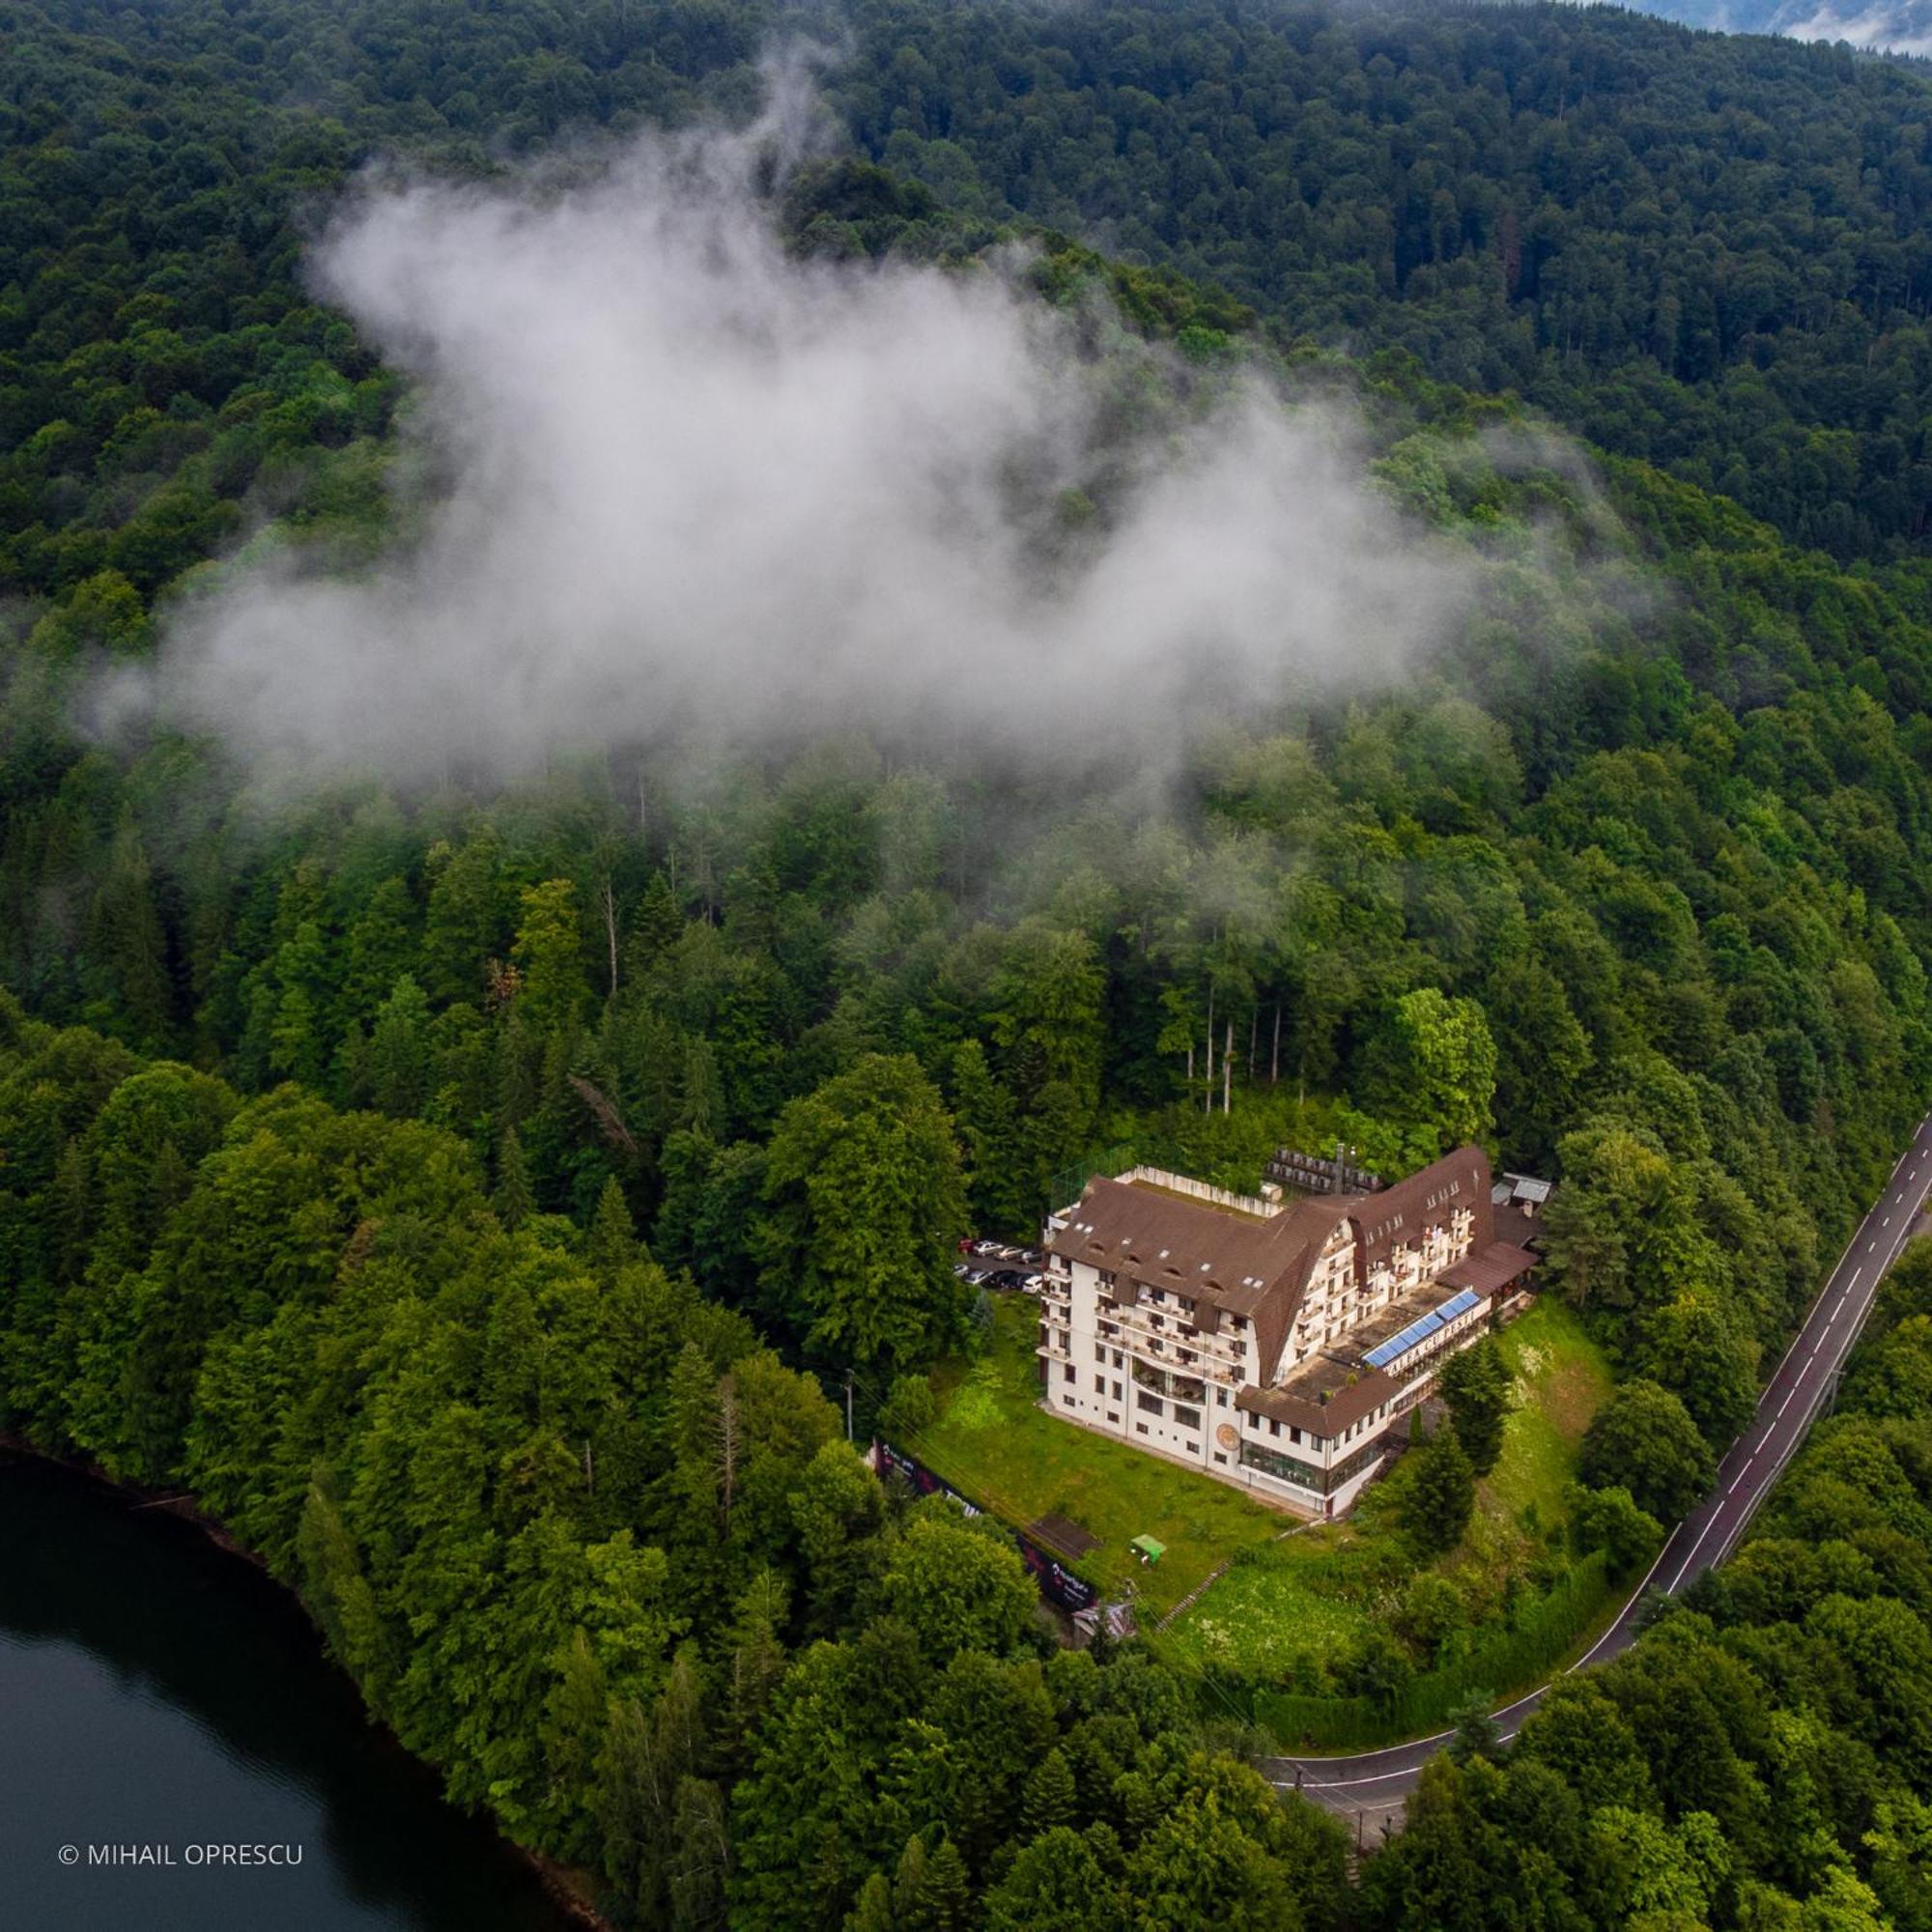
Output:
top-left (118, 94), bottom-right (1475, 782)
top-left (7, 3), bottom-right (1932, 1929)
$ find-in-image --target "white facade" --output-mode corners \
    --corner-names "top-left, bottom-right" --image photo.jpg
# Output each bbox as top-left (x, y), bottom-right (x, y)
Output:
top-left (1037, 1151), bottom-right (1527, 1517)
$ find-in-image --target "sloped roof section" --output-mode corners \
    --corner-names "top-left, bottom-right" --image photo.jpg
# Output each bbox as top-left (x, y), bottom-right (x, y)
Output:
top-left (1436, 1239), bottom-right (1539, 1298)
top-left (1048, 1145), bottom-right (1496, 1386)
top-left (1345, 1144), bottom-right (1493, 1274)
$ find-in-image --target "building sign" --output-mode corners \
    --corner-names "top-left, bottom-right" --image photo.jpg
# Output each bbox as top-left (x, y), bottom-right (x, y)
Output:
top-left (874, 1439), bottom-right (1098, 1613)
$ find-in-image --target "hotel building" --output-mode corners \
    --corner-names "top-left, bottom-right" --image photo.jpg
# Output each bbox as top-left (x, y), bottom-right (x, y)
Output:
top-left (1037, 1146), bottom-right (1539, 1516)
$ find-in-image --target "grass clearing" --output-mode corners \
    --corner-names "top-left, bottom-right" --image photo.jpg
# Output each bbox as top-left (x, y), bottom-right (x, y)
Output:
top-left (1156, 1531), bottom-right (1380, 1679)
top-left (1170, 1297), bottom-right (1614, 1679)
top-left (1479, 1298), bottom-right (1614, 1530)
top-left (911, 1293), bottom-right (1615, 1675)
top-left (909, 1297), bottom-right (1288, 1617)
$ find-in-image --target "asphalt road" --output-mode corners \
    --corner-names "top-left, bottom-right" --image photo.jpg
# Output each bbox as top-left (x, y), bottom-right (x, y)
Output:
top-left (1264, 1115), bottom-right (1932, 1839)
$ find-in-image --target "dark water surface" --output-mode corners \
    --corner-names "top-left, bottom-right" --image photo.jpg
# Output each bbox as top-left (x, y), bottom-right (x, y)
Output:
top-left (0, 1454), bottom-right (573, 1931)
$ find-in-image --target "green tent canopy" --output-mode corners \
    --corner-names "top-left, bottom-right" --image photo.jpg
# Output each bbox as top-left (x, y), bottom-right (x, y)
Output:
top-left (1130, 1535), bottom-right (1166, 1566)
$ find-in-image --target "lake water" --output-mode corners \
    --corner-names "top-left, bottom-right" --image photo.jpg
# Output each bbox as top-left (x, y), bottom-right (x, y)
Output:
top-left (0, 1454), bottom-right (575, 1931)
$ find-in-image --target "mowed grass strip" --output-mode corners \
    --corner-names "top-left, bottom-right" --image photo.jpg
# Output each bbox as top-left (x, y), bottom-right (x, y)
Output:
top-left (1480, 1298), bottom-right (1614, 1527)
top-left (910, 1298), bottom-right (1287, 1616)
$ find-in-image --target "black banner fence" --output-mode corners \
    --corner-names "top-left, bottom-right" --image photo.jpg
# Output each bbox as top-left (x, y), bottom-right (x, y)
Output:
top-left (872, 1439), bottom-right (1098, 1614)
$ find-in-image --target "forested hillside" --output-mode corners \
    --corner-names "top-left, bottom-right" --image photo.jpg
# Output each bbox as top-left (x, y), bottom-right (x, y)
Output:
top-left (7, 0), bottom-right (1932, 1926)
top-left (10, 0), bottom-right (1932, 570)
top-left (829, 0), bottom-right (1932, 560)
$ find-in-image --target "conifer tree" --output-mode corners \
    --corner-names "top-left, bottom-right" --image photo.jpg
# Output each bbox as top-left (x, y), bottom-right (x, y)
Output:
top-left (495, 1124), bottom-right (533, 1230)
top-left (1022, 1747), bottom-right (1077, 1837)
top-left (588, 1174), bottom-right (639, 1274)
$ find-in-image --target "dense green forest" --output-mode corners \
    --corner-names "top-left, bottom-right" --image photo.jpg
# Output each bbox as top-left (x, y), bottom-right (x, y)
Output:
top-left (1368, 1237), bottom-right (1932, 1932)
top-left (9, 0), bottom-right (1932, 573)
top-left (7, 1009), bottom-right (1932, 1926)
top-left (8, 0), bottom-right (1932, 1924)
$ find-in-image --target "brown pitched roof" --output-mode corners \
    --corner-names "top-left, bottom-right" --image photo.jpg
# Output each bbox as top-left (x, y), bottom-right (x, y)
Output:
top-left (1050, 1145), bottom-right (1498, 1393)
top-left (1237, 1371), bottom-right (1394, 1439)
top-left (1048, 1179), bottom-right (1346, 1383)
top-left (1436, 1240), bottom-right (1539, 1298)
top-left (1344, 1144), bottom-right (1494, 1275)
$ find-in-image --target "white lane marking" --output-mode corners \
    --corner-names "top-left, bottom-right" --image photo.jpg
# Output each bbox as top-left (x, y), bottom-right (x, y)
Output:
top-left (1278, 1120), bottom-right (1932, 1796)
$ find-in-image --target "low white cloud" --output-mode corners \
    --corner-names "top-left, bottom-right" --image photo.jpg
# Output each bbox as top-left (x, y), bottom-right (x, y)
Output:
top-left (117, 94), bottom-right (1476, 781)
top-left (1776, 3), bottom-right (1932, 53)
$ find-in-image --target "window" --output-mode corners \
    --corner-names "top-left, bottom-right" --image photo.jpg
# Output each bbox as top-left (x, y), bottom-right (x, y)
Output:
top-left (1062, 1396), bottom-right (1074, 1407)
top-left (1185, 1442), bottom-right (1199, 1458)
top-left (1112, 1380), bottom-right (1122, 1400)
top-left (1289, 1425), bottom-right (1302, 1446)
top-left (1174, 1405), bottom-right (1202, 1432)
top-left (1094, 1375), bottom-right (1105, 1394)
top-left (1215, 1388), bottom-right (1228, 1406)
top-left (1094, 1342), bottom-right (1105, 1363)
top-left (1135, 1423), bottom-right (1149, 1435)
top-left (1107, 1410), bottom-right (1119, 1423)
top-left (1241, 1435), bottom-right (1386, 1495)
top-left (1136, 1391), bottom-right (1163, 1417)
top-left (1112, 1350), bottom-right (1124, 1368)
top-left (1212, 1452), bottom-right (1228, 1465)
top-left (1268, 1419), bottom-right (1282, 1438)
top-left (1064, 1363), bottom-right (1075, 1383)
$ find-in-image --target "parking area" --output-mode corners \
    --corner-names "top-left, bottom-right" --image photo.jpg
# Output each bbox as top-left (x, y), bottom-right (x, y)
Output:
top-left (953, 1236), bottom-right (1048, 1294)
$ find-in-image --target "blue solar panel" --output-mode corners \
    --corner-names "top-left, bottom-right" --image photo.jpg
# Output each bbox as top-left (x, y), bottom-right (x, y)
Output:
top-left (1361, 1287), bottom-right (1482, 1369)
top-left (1363, 1310), bottom-right (1443, 1369)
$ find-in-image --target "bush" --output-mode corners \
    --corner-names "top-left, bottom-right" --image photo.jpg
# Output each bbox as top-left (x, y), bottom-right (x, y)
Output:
top-left (880, 1373), bottom-right (938, 1440)
top-left (1579, 1380), bottom-right (1715, 1522)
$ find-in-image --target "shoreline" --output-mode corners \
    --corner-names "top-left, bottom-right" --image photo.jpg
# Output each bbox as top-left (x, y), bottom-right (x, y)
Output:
top-left (0, 1433), bottom-right (615, 1932)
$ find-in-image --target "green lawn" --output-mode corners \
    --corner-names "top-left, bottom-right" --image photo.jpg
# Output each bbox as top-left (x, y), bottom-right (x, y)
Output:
top-left (1166, 1297), bottom-right (1615, 1679)
top-left (910, 1293), bottom-right (1614, 1659)
top-left (907, 1297), bottom-right (1289, 1617)
top-left (1156, 1532), bottom-right (1379, 1679)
